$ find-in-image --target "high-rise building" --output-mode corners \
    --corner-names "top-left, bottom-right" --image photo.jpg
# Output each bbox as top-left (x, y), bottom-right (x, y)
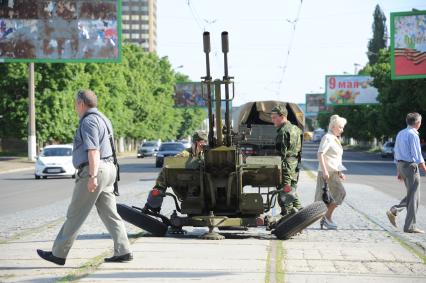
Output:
top-left (121, 0), bottom-right (157, 53)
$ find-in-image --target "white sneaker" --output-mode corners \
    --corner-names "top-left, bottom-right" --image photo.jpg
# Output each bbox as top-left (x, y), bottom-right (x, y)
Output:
top-left (320, 217), bottom-right (337, 230)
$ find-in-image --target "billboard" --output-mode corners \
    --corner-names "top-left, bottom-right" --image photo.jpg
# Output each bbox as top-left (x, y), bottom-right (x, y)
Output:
top-left (305, 93), bottom-right (326, 116)
top-left (0, 0), bottom-right (121, 62)
top-left (325, 75), bottom-right (379, 105)
top-left (174, 82), bottom-right (232, 113)
top-left (174, 82), bottom-right (207, 107)
top-left (391, 10), bottom-right (426, 80)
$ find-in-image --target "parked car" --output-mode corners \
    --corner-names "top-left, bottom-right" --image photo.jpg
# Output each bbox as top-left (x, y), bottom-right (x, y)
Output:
top-left (312, 128), bottom-right (325, 143)
top-left (137, 141), bottom-right (161, 158)
top-left (178, 139), bottom-right (191, 149)
top-left (381, 141), bottom-right (395, 158)
top-left (35, 145), bottom-right (76, 179)
top-left (155, 142), bottom-right (186, 168)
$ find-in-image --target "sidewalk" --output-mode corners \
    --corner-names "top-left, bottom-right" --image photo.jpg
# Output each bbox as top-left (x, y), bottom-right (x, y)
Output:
top-left (0, 170), bottom-right (425, 282)
top-left (0, 157), bottom-right (34, 174)
top-left (283, 170), bottom-right (426, 283)
top-left (80, 170), bottom-right (426, 283)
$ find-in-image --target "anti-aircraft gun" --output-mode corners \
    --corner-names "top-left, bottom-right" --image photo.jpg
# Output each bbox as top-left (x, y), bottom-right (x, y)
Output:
top-left (117, 32), bottom-right (326, 240)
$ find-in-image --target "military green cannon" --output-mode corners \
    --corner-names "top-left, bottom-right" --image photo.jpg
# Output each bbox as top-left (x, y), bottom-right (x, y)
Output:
top-left (117, 32), bottom-right (326, 240)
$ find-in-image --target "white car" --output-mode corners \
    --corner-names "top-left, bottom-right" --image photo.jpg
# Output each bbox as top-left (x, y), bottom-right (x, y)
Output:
top-left (35, 145), bottom-right (76, 179)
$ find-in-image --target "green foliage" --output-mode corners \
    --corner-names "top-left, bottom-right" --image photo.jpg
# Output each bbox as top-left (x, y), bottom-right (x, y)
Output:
top-left (0, 44), bottom-right (205, 145)
top-left (173, 71), bottom-right (206, 138)
top-left (370, 49), bottom-right (426, 140)
top-left (320, 5), bottom-right (425, 143)
top-left (317, 112), bottom-right (330, 131)
top-left (325, 48), bottom-right (426, 141)
top-left (367, 4), bottom-right (387, 65)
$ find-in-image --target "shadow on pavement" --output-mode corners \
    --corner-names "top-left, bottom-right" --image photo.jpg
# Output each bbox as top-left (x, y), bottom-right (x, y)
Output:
top-left (139, 178), bottom-right (157, 182)
top-left (0, 266), bottom-right (77, 270)
top-left (76, 234), bottom-right (112, 240)
top-left (86, 271), bottom-right (236, 279)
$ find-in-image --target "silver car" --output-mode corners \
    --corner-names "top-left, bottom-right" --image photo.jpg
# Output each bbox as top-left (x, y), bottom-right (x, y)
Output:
top-left (137, 141), bottom-right (161, 158)
top-left (381, 141), bottom-right (395, 158)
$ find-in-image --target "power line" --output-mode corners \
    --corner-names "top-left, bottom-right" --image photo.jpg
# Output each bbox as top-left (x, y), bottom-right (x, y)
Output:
top-left (276, 0), bottom-right (303, 97)
top-left (186, 0), bottom-right (221, 64)
top-left (187, 0), bottom-right (204, 31)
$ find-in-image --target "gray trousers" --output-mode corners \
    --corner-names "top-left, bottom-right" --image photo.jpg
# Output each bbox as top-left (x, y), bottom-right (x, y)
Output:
top-left (52, 161), bottom-right (131, 258)
top-left (391, 161), bottom-right (420, 231)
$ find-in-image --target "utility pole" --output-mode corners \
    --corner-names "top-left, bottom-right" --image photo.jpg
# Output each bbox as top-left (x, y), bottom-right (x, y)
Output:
top-left (28, 63), bottom-right (36, 161)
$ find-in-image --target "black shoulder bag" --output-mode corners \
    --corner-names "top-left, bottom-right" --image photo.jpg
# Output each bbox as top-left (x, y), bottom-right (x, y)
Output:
top-left (80, 112), bottom-right (120, 196)
top-left (322, 181), bottom-right (333, 205)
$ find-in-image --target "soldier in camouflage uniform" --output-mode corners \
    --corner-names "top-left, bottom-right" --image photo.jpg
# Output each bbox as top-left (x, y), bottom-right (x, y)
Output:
top-left (143, 131), bottom-right (208, 212)
top-left (271, 105), bottom-right (303, 216)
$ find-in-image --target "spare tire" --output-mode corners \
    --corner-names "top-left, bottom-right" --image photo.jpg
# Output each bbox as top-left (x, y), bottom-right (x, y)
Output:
top-left (274, 201), bottom-right (326, 240)
top-left (117, 204), bottom-right (168, 237)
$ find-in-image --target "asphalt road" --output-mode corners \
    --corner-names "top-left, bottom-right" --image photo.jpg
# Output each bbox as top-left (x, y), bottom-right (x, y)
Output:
top-left (1, 145), bottom-right (425, 216)
top-left (0, 156), bottom-right (160, 216)
top-left (302, 142), bottom-right (426, 205)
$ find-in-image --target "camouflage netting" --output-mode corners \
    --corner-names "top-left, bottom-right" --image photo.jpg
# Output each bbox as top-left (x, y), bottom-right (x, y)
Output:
top-left (237, 101), bottom-right (305, 131)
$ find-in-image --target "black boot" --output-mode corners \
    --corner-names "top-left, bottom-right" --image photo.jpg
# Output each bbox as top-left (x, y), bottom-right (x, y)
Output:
top-left (36, 249), bottom-right (66, 266)
top-left (104, 253), bottom-right (133, 262)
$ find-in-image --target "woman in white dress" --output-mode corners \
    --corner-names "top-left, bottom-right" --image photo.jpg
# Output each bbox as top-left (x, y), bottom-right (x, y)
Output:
top-left (315, 115), bottom-right (347, 230)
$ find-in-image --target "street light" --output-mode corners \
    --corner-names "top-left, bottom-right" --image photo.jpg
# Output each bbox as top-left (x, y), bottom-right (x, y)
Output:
top-left (354, 63), bottom-right (361, 74)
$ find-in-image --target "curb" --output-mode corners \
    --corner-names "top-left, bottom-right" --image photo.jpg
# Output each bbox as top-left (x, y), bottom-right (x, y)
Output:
top-left (0, 154), bottom-right (137, 175)
top-left (0, 166), bottom-right (34, 175)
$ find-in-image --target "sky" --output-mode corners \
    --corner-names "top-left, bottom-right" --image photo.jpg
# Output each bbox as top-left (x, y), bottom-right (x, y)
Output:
top-left (156, 0), bottom-right (426, 106)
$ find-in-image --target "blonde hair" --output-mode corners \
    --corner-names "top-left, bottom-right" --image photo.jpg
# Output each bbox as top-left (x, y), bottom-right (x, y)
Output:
top-left (328, 114), bottom-right (347, 132)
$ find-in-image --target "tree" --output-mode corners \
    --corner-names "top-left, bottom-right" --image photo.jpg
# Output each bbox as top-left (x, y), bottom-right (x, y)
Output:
top-left (370, 49), bottom-right (426, 140)
top-left (174, 71), bottom-right (206, 138)
top-left (0, 44), bottom-right (205, 150)
top-left (367, 4), bottom-right (387, 65)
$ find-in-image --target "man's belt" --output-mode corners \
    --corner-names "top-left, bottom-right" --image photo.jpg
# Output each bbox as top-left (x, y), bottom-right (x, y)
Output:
top-left (397, 160), bottom-right (412, 163)
top-left (77, 156), bottom-right (113, 170)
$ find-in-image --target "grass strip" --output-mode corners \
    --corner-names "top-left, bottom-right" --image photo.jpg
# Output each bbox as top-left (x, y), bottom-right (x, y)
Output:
top-left (0, 217), bottom-right (65, 244)
top-left (56, 232), bottom-right (145, 282)
top-left (275, 241), bottom-right (285, 283)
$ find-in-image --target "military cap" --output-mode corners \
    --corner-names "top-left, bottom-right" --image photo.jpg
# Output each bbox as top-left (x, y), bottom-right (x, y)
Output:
top-left (192, 130), bottom-right (208, 142)
top-left (271, 105), bottom-right (288, 116)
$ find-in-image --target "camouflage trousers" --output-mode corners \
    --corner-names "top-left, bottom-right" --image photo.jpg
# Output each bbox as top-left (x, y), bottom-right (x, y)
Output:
top-left (278, 173), bottom-right (302, 216)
